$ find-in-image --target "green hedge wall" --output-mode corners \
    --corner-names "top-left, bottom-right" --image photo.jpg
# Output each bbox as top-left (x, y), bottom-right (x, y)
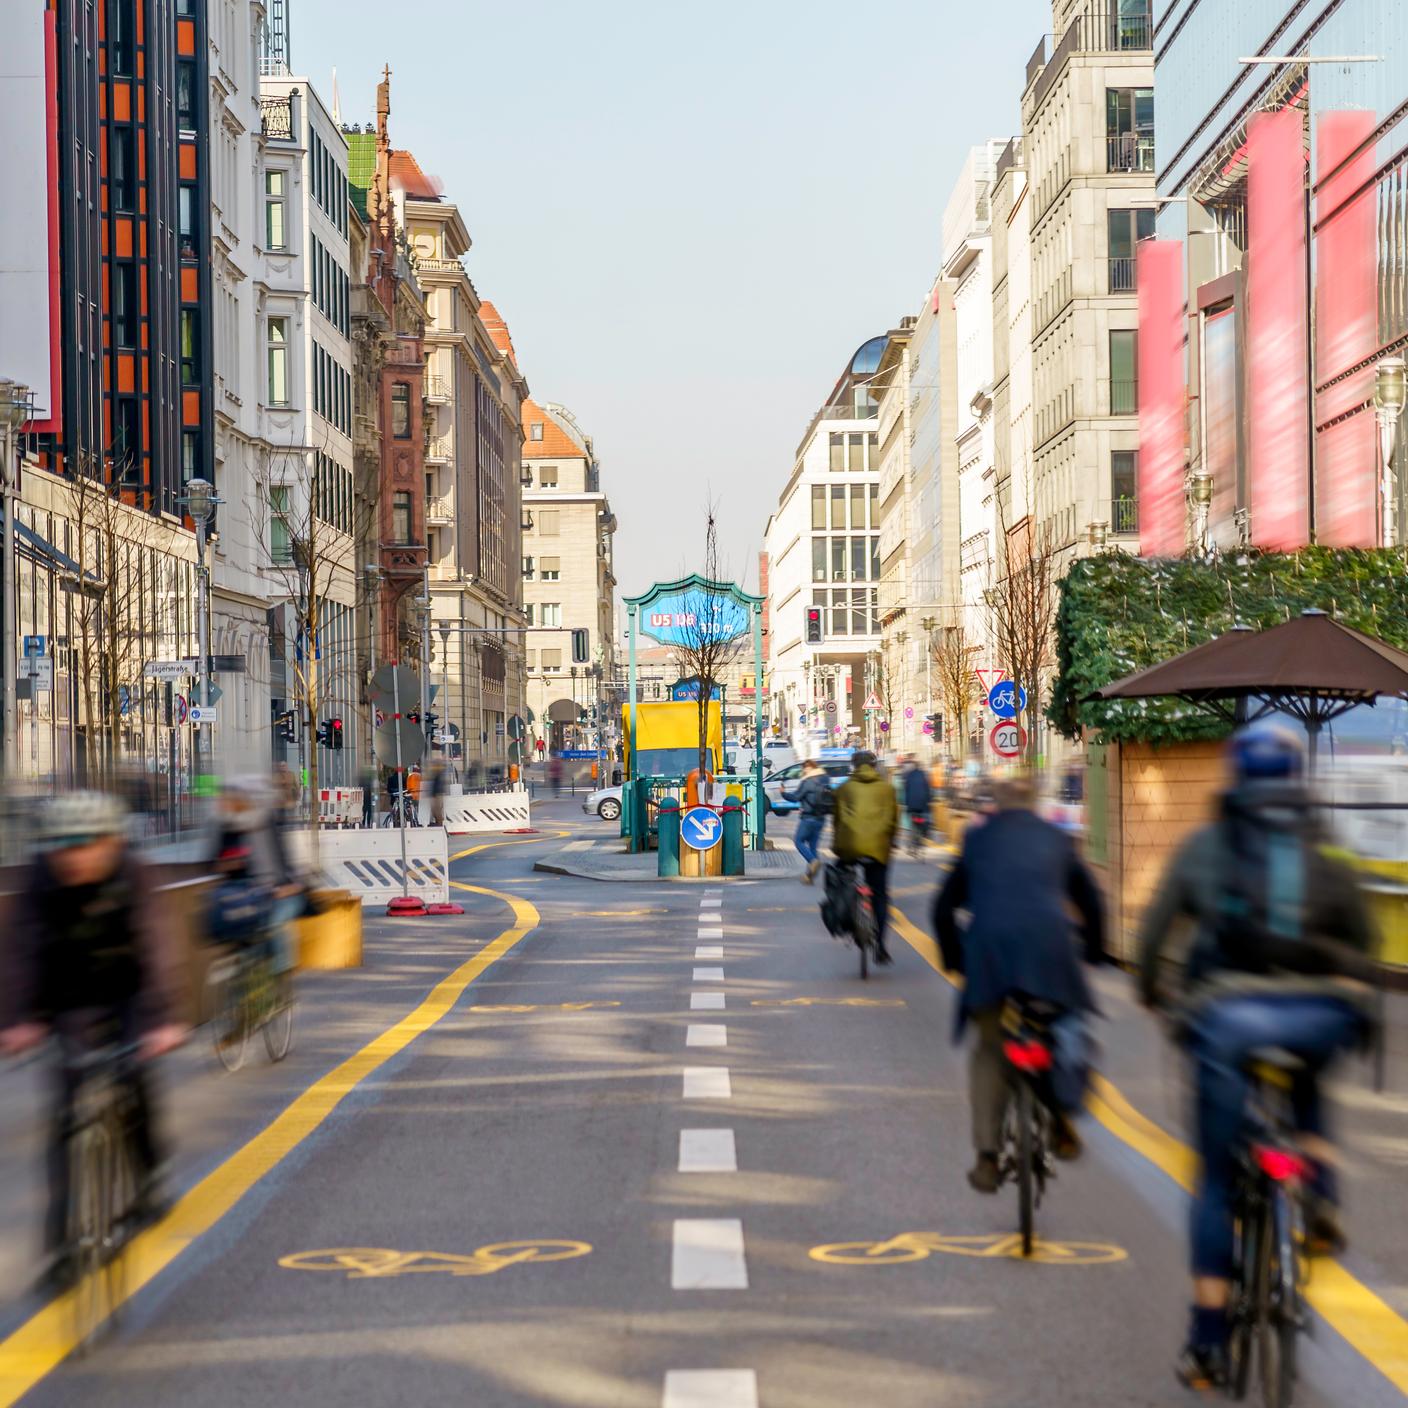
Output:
top-left (1048, 548), bottom-right (1408, 746)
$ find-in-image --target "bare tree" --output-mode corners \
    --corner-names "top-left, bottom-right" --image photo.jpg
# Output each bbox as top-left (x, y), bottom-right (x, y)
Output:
top-left (670, 510), bottom-right (749, 777)
top-left (930, 620), bottom-right (977, 761)
top-left (988, 508), bottom-right (1059, 770)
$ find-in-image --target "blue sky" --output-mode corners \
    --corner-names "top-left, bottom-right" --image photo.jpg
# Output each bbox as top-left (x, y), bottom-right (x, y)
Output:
top-left (291, 0), bottom-right (1046, 594)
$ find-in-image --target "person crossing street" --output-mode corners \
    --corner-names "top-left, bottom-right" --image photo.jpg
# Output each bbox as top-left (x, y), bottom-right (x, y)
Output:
top-left (792, 759), bottom-right (833, 883)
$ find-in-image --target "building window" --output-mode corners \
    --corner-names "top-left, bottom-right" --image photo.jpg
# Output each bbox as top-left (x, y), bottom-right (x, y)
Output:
top-left (265, 170), bottom-right (287, 250)
top-left (530, 422), bottom-right (544, 442)
top-left (110, 0), bottom-right (135, 75)
top-left (541, 648), bottom-right (562, 672)
top-left (850, 482), bottom-right (865, 529)
top-left (850, 536), bottom-right (866, 581)
top-left (392, 491), bottom-right (412, 544)
top-left (831, 537), bottom-right (845, 581)
top-left (812, 538), bottom-right (826, 582)
top-left (178, 186), bottom-right (197, 258)
top-left (870, 535), bottom-right (880, 581)
top-left (1107, 208), bottom-right (1155, 293)
top-left (270, 485), bottom-right (292, 565)
top-left (522, 556), bottom-right (534, 580)
top-left (811, 485), bottom-right (826, 530)
top-left (869, 483), bottom-right (878, 521)
top-left (180, 308), bottom-right (199, 384)
top-left (539, 464), bottom-right (558, 488)
top-left (111, 126), bottom-right (135, 212)
top-left (524, 603), bottom-right (534, 625)
top-left (537, 509), bottom-right (560, 536)
top-left (848, 434), bottom-right (864, 472)
top-left (182, 430), bottom-right (199, 483)
top-left (540, 556), bottom-right (561, 581)
top-left (1111, 451), bottom-right (1139, 534)
top-left (829, 433), bottom-right (844, 472)
top-left (541, 603), bottom-right (562, 627)
top-left (113, 397), bottom-right (138, 478)
top-left (267, 316), bottom-right (289, 404)
top-left (391, 382), bottom-right (410, 437)
top-left (868, 431), bottom-right (878, 469)
top-left (1106, 87), bottom-right (1154, 172)
top-left (830, 484), bottom-right (844, 528)
top-left (113, 261), bottom-right (136, 348)
top-left (1109, 329), bottom-right (1138, 414)
top-left (176, 61), bottom-right (197, 131)
top-left (175, 0), bottom-right (195, 13)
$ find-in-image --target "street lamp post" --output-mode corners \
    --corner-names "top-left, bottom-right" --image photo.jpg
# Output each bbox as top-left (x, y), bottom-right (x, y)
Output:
top-left (920, 615), bottom-right (936, 753)
top-left (1374, 356), bottom-right (1407, 548)
top-left (413, 591), bottom-right (432, 738)
top-left (182, 477), bottom-right (219, 778)
top-left (0, 381), bottom-right (30, 782)
top-left (363, 563), bottom-right (381, 770)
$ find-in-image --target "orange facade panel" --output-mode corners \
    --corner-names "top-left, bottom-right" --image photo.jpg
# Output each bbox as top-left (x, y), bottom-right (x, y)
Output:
top-left (115, 218), bottom-right (133, 258)
top-left (117, 356), bottom-right (135, 393)
top-left (180, 267), bottom-right (197, 302)
top-left (177, 20), bottom-right (196, 55)
top-left (112, 83), bottom-right (130, 122)
top-left (182, 390), bottom-right (200, 425)
top-left (178, 144), bottom-right (195, 181)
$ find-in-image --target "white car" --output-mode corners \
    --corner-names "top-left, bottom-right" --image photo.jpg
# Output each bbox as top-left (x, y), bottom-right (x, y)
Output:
top-left (762, 757), bottom-right (852, 813)
top-left (583, 785), bottom-right (623, 821)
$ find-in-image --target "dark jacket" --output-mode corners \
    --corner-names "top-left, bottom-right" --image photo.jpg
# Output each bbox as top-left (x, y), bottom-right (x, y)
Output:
top-left (932, 806), bottom-right (1105, 1039)
top-left (1137, 782), bottom-right (1379, 1025)
top-left (795, 772), bottom-right (833, 821)
top-left (903, 766), bottom-right (932, 814)
top-left (833, 764), bottom-right (899, 862)
top-left (0, 850), bottom-right (183, 1037)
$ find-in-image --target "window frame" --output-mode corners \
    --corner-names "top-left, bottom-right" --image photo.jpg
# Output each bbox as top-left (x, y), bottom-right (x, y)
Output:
top-left (391, 382), bottom-right (411, 438)
top-left (266, 316), bottom-right (290, 405)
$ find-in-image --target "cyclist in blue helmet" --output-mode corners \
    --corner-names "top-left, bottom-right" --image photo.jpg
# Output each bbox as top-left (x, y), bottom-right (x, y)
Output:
top-left (1138, 718), bottom-right (1379, 1391)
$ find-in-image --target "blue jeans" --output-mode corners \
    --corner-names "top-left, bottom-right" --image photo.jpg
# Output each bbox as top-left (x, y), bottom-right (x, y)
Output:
top-left (795, 816), bottom-right (824, 865)
top-left (1188, 992), bottom-right (1363, 1277)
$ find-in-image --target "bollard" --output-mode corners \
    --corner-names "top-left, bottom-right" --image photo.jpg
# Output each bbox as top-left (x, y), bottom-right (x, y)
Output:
top-left (721, 804), bottom-right (744, 876)
top-left (657, 798), bottom-right (681, 877)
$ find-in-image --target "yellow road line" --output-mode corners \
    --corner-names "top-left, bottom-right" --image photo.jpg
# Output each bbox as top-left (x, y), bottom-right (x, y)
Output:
top-left (448, 829), bottom-right (570, 863)
top-left (887, 901), bottom-right (1408, 1394)
top-left (0, 880), bottom-right (540, 1406)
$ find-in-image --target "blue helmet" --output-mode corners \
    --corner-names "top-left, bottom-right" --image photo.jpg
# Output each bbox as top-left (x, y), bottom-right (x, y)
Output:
top-left (1229, 719), bottom-right (1306, 781)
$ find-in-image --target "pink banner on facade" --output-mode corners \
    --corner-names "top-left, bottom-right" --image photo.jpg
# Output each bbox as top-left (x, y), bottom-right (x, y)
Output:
top-left (1246, 106), bottom-right (1311, 549)
top-left (1314, 109), bottom-right (1379, 547)
top-left (1136, 239), bottom-right (1186, 556)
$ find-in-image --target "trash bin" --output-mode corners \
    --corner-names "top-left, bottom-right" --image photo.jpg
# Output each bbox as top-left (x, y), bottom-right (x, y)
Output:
top-left (721, 804), bottom-right (744, 876)
top-left (657, 798), bottom-right (681, 878)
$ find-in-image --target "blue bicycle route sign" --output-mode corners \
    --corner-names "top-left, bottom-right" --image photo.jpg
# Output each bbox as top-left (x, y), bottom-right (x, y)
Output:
top-left (987, 681), bottom-right (1027, 719)
top-left (681, 806), bottom-right (723, 851)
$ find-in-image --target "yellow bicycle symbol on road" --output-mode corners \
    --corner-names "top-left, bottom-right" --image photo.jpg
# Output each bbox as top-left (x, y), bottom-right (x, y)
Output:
top-left (810, 1231), bottom-right (1126, 1267)
top-left (278, 1241), bottom-right (593, 1279)
top-left (751, 997), bottom-right (906, 1008)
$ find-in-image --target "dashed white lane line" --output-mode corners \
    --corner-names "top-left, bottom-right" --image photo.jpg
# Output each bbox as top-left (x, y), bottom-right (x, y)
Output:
top-left (690, 992), bottom-right (725, 1011)
top-left (695, 945), bottom-right (723, 960)
top-left (693, 967), bottom-right (725, 982)
top-left (686, 1024), bottom-right (727, 1047)
top-left (700, 898), bottom-right (722, 908)
top-left (702, 888), bottom-right (722, 895)
top-left (663, 1371), bottom-right (757, 1408)
top-left (678, 1128), bottom-right (737, 1172)
top-left (698, 927), bottom-right (724, 939)
top-left (671, 1218), bottom-right (749, 1289)
top-left (682, 1067), bottom-right (731, 1098)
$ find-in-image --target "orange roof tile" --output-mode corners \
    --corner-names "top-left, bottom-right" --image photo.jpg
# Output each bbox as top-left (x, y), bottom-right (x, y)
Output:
top-left (478, 300), bottom-right (517, 363)
top-left (389, 149), bottom-right (441, 200)
top-left (521, 395), bottom-right (587, 460)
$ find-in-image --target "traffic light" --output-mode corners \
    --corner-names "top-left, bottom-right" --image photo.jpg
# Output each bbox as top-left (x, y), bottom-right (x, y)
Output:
top-left (805, 606), bottom-right (823, 645)
top-left (315, 720), bottom-right (332, 748)
top-left (571, 628), bottom-right (590, 664)
top-left (925, 713), bottom-right (944, 741)
top-left (274, 708), bottom-right (297, 744)
top-left (424, 711), bottom-right (438, 739)
top-left (330, 717), bottom-right (344, 750)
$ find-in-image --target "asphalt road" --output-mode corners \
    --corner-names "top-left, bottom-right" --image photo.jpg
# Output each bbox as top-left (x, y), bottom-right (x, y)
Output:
top-left (0, 797), bottom-right (1405, 1406)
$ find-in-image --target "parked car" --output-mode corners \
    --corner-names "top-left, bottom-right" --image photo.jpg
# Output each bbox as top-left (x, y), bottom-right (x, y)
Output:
top-left (583, 785), bottom-right (623, 821)
top-left (725, 741), bottom-right (799, 778)
top-left (762, 757), bottom-right (851, 814)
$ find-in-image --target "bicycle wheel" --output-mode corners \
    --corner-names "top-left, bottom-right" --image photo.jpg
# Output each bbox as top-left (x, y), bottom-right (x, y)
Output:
top-left (1016, 1081), bottom-right (1036, 1257)
top-left (263, 970), bottom-right (295, 1062)
top-left (1228, 1203), bottom-right (1258, 1400)
top-left (1257, 1191), bottom-right (1299, 1408)
top-left (854, 897), bottom-right (874, 981)
top-left (69, 1121), bottom-right (111, 1353)
top-left (207, 959), bottom-right (249, 1072)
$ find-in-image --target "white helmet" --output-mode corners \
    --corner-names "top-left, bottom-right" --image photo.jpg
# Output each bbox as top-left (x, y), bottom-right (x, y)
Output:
top-left (39, 790), bottom-right (127, 843)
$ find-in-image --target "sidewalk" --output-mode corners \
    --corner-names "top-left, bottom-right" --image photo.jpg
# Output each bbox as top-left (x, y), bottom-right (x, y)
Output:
top-left (534, 837), bottom-right (807, 882)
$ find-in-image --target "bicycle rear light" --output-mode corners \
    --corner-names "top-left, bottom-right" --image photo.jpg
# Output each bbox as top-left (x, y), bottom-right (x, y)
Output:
top-left (1252, 1145), bottom-right (1310, 1183)
top-left (1003, 1040), bottom-right (1053, 1073)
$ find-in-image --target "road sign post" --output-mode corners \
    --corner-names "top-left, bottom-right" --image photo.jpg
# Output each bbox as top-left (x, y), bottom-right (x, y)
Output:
top-left (989, 721), bottom-right (1026, 759)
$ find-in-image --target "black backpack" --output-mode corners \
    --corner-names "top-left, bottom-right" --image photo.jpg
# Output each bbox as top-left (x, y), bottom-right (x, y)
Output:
top-left (1212, 808), bottom-right (1320, 975)
top-left (820, 861), bottom-right (855, 936)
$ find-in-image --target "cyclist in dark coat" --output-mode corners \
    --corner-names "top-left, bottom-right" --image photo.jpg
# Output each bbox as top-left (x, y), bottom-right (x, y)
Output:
top-left (932, 775), bottom-right (1105, 1193)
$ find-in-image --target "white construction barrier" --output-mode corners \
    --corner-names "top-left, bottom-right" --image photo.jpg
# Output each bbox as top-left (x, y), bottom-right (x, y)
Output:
top-left (318, 787), bottom-right (363, 827)
top-left (440, 786), bottom-right (532, 836)
top-left (284, 827), bottom-right (450, 907)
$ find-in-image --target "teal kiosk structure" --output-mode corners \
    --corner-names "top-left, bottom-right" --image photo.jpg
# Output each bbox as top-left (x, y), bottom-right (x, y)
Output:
top-left (623, 575), bottom-right (767, 857)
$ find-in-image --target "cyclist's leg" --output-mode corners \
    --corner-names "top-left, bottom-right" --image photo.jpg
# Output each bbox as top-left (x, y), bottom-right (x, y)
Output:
top-left (44, 1058), bottom-right (81, 1259)
top-left (967, 1008), bottom-right (1007, 1189)
top-left (862, 857), bottom-right (890, 956)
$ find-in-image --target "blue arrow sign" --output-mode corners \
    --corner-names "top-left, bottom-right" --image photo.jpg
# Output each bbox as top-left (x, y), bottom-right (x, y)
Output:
top-left (681, 806), bottom-right (723, 851)
top-left (987, 681), bottom-right (1027, 719)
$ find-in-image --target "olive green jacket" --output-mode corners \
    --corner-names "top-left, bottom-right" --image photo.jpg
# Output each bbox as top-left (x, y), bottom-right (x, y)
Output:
top-left (833, 765), bottom-right (899, 863)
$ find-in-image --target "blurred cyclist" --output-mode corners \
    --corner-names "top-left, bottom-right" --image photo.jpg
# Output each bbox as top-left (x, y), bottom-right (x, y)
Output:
top-left (212, 777), bottom-right (303, 973)
top-left (833, 750), bottom-right (899, 963)
top-left (902, 755), bottom-right (933, 853)
top-left (1138, 719), bottom-right (1378, 1391)
top-left (0, 791), bottom-right (185, 1287)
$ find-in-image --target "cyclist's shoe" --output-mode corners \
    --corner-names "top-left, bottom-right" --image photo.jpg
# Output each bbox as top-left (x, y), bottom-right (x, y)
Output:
top-left (1053, 1114), bottom-right (1082, 1161)
top-left (874, 945), bottom-right (893, 965)
top-left (34, 1252), bottom-right (76, 1297)
top-left (807, 859), bottom-right (821, 881)
top-left (1306, 1198), bottom-right (1346, 1257)
top-left (966, 1152), bottom-right (1001, 1194)
top-left (1175, 1341), bottom-right (1229, 1392)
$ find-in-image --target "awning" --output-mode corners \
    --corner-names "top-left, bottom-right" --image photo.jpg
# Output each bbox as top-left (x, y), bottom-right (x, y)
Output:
top-left (0, 510), bottom-right (83, 576)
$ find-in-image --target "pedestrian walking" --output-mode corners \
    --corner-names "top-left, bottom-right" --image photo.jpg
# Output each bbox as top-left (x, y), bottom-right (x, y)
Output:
top-left (360, 761), bottom-right (377, 828)
top-left (429, 759), bottom-right (448, 827)
top-left (792, 759), bottom-right (834, 883)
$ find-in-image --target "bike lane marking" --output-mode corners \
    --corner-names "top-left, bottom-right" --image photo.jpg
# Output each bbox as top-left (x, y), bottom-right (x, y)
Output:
top-left (885, 900), bottom-right (1408, 1396)
top-left (0, 879), bottom-right (540, 1408)
top-left (691, 992), bottom-right (726, 1011)
top-left (663, 1368), bottom-right (758, 1407)
top-left (686, 1024), bottom-right (727, 1047)
top-left (695, 946), bottom-right (723, 960)
top-left (671, 1219), bottom-right (749, 1289)
top-left (678, 1130), bottom-right (737, 1173)
top-left (683, 1068), bottom-right (732, 1099)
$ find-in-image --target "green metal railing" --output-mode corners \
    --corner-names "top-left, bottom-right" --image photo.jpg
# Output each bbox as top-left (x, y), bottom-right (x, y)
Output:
top-left (623, 774), bottom-right (763, 853)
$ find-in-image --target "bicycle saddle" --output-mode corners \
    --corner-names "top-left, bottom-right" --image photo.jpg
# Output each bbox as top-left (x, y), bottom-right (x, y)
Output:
top-left (1244, 1046), bottom-right (1306, 1076)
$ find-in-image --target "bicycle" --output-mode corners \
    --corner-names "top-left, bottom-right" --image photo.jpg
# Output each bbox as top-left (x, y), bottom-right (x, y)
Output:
top-left (908, 813), bottom-right (929, 857)
top-left (60, 1039), bottom-right (141, 1352)
top-left (997, 996), bottom-right (1062, 1257)
top-left (206, 942), bottom-right (294, 1072)
top-left (380, 792), bottom-right (419, 828)
top-left (850, 862), bottom-right (878, 981)
top-left (1224, 1048), bottom-right (1311, 1407)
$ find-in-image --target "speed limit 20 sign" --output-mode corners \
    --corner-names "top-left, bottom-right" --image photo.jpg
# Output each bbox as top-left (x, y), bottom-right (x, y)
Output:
top-left (989, 721), bottom-right (1027, 758)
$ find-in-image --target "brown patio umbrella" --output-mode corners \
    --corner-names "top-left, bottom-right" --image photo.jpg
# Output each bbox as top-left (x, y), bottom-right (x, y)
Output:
top-left (1090, 609), bottom-right (1408, 767)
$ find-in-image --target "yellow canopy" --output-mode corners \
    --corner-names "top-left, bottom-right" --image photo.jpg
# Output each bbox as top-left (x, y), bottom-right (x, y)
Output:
top-left (622, 701), bottom-right (722, 777)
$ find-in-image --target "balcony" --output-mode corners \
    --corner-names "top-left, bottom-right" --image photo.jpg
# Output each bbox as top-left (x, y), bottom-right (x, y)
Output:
top-left (258, 95), bottom-right (294, 141)
top-left (1107, 134), bottom-right (1155, 174)
top-left (1112, 497), bottom-right (1139, 536)
top-left (425, 435), bottom-right (451, 463)
top-left (424, 375), bottom-right (451, 404)
top-left (417, 256), bottom-right (467, 277)
top-left (817, 401), bottom-right (879, 423)
top-left (1030, 7), bottom-right (1153, 112)
top-left (1110, 380), bottom-right (1138, 416)
top-left (426, 494), bottom-right (452, 525)
top-left (1107, 257), bottom-right (1136, 294)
